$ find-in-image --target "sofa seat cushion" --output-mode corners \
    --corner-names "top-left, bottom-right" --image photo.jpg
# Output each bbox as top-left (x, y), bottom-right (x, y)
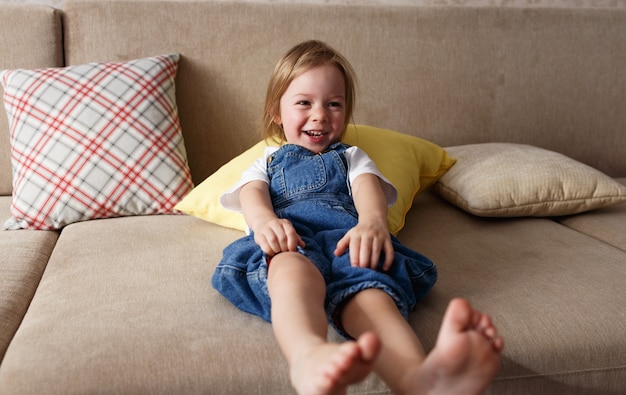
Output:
top-left (2, 194), bottom-right (625, 394)
top-left (0, 196), bottom-right (58, 362)
top-left (555, 178), bottom-right (626, 252)
top-left (400, 191), bottom-right (626, 394)
top-left (0, 214), bottom-right (381, 394)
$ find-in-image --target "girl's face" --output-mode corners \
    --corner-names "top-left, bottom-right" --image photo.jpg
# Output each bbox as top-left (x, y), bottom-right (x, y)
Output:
top-left (274, 64), bottom-right (346, 154)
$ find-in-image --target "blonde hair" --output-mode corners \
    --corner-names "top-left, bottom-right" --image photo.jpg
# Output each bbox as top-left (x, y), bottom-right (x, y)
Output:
top-left (261, 40), bottom-right (357, 144)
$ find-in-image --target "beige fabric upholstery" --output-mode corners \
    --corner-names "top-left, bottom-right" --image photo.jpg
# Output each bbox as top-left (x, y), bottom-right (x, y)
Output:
top-left (402, 191), bottom-right (626, 394)
top-left (0, 197), bottom-right (58, 361)
top-left (0, 4), bottom-right (63, 362)
top-left (2, 195), bottom-right (625, 394)
top-left (0, 4), bottom-right (64, 195)
top-left (556, 178), bottom-right (626, 252)
top-left (63, 1), bottom-right (626, 185)
top-left (0, 215), bottom-right (322, 393)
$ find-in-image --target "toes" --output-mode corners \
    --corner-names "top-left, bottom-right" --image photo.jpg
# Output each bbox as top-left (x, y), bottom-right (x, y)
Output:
top-left (441, 298), bottom-right (473, 333)
top-left (330, 343), bottom-right (361, 374)
top-left (441, 298), bottom-right (504, 354)
top-left (473, 311), bottom-right (504, 353)
top-left (477, 313), bottom-right (495, 336)
top-left (357, 332), bottom-right (381, 362)
top-left (490, 335), bottom-right (505, 352)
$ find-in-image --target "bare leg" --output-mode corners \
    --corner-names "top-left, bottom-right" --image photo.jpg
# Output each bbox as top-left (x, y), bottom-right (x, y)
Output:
top-left (340, 288), bottom-right (427, 394)
top-left (342, 291), bottom-right (503, 395)
top-left (267, 252), bottom-right (381, 395)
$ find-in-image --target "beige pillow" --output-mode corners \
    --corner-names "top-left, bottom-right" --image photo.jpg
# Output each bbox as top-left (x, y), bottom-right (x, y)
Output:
top-left (434, 143), bottom-right (626, 217)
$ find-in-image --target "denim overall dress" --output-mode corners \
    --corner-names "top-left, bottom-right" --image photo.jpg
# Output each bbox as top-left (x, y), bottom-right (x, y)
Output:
top-left (212, 143), bottom-right (437, 337)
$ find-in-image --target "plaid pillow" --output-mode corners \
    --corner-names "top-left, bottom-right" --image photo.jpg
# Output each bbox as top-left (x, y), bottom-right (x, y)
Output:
top-left (1, 54), bottom-right (193, 230)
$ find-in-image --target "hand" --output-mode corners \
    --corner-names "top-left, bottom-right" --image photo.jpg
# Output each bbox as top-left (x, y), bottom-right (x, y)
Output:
top-left (253, 217), bottom-right (305, 257)
top-left (334, 219), bottom-right (394, 271)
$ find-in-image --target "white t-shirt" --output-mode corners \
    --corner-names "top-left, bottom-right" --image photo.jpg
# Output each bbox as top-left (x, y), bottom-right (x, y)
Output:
top-left (220, 145), bottom-right (397, 212)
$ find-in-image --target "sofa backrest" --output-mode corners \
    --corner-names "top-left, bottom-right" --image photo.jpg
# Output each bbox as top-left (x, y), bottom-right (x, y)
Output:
top-left (61, 1), bottom-right (626, 182)
top-left (0, 5), bottom-right (64, 195)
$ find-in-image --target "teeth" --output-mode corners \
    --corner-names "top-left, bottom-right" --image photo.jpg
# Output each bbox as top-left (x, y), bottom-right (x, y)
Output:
top-left (305, 130), bottom-right (324, 137)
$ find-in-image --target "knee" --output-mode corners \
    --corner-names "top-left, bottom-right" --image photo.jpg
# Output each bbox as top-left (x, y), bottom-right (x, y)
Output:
top-left (267, 252), bottom-right (326, 297)
top-left (268, 251), bottom-right (309, 267)
top-left (267, 252), bottom-right (321, 281)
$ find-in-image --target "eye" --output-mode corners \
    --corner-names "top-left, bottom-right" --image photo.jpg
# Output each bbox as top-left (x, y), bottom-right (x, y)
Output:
top-left (328, 101), bottom-right (343, 108)
top-left (296, 100), bottom-right (311, 106)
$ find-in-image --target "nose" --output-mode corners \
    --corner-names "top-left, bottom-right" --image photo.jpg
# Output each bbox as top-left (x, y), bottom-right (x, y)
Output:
top-left (311, 104), bottom-right (328, 122)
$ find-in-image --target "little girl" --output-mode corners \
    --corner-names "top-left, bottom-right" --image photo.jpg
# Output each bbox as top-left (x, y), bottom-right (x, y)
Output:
top-left (212, 40), bottom-right (503, 395)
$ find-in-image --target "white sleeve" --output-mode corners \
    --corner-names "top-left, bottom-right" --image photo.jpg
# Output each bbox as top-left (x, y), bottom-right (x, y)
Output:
top-left (344, 146), bottom-right (398, 207)
top-left (219, 147), bottom-right (278, 212)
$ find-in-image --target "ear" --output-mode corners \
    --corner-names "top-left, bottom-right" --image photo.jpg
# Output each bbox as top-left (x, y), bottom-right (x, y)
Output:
top-left (269, 105), bottom-right (283, 126)
top-left (270, 108), bottom-right (281, 126)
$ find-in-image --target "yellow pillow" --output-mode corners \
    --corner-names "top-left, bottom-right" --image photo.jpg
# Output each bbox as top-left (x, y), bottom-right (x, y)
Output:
top-left (175, 124), bottom-right (455, 235)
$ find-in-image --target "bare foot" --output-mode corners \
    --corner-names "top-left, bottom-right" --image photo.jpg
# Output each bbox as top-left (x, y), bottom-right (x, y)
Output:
top-left (406, 298), bottom-right (504, 395)
top-left (289, 332), bottom-right (381, 395)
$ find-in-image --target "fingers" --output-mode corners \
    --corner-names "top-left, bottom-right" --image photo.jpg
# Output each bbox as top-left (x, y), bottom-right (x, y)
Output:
top-left (381, 238), bottom-right (395, 271)
top-left (335, 228), bottom-right (395, 270)
top-left (351, 236), bottom-right (388, 270)
top-left (334, 235), bottom-right (349, 258)
top-left (351, 236), bottom-right (377, 269)
top-left (255, 219), bottom-right (304, 256)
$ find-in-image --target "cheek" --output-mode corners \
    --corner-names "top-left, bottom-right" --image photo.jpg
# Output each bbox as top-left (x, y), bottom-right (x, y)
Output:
top-left (332, 112), bottom-right (346, 125)
top-left (284, 112), bottom-right (305, 127)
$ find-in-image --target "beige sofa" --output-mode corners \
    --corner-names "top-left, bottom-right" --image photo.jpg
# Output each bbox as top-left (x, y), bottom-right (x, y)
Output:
top-left (1, 1), bottom-right (625, 394)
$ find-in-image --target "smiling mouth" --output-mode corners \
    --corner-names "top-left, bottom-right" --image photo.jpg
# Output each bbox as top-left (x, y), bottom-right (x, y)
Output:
top-left (304, 130), bottom-right (326, 137)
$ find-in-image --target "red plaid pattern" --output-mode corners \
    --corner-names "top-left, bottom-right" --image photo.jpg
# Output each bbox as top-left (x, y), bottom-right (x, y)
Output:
top-left (1, 54), bottom-right (193, 230)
